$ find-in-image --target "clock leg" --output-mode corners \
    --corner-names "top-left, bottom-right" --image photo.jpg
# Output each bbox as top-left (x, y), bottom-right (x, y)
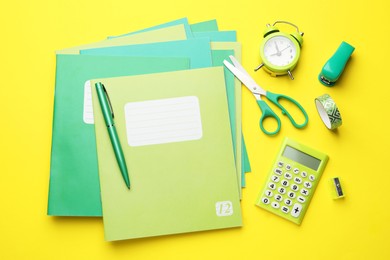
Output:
top-left (287, 70), bottom-right (294, 80)
top-left (254, 63), bottom-right (264, 72)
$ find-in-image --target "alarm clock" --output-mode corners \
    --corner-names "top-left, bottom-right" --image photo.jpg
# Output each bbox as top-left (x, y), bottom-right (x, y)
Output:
top-left (255, 21), bottom-right (304, 80)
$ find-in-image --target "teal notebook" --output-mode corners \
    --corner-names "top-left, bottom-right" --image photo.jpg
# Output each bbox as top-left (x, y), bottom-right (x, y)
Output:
top-left (190, 19), bottom-right (219, 32)
top-left (81, 38), bottom-right (212, 69)
top-left (108, 17), bottom-right (193, 39)
top-left (48, 55), bottom-right (189, 216)
top-left (193, 31), bottom-right (237, 42)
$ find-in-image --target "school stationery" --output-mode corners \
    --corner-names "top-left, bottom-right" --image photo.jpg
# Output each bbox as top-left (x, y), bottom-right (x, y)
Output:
top-left (331, 177), bottom-right (345, 199)
top-left (83, 40), bottom-right (247, 192)
top-left (319, 41), bottom-right (355, 86)
top-left (254, 21), bottom-right (304, 80)
top-left (90, 67), bottom-right (242, 241)
top-left (210, 43), bottom-right (251, 189)
top-left (100, 24), bottom-right (251, 182)
top-left (95, 82), bottom-right (130, 189)
top-left (256, 138), bottom-right (329, 225)
top-left (213, 43), bottom-right (246, 190)
top-left (224, 55), bottom-right (308, 135)
top-left (315, 94), bottom-right (342, 130)
top-left (193, 31), bottom-right (237, 41)
top-left (211, 50), bottom-right (240, 193)
top-left (47, 55), bottom-right (189, 216)
top-left (57, 24), bottom-right (188, 55)
top-left (81, 38), bottom-right (213, 69)
top-left (81, 40), bottom-right (244, 187)
top-left (212, 43), bottom-right (250, 186)
top-left (242, 137), bottom-right (251, 187)
top-left (107, 17), bottom-right (193, 39)
top-left (190, 19), bottom-right (219, 32)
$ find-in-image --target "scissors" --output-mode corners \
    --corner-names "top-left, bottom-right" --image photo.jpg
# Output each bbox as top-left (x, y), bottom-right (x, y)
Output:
top-left (223, 55), bottom-right (308, 135)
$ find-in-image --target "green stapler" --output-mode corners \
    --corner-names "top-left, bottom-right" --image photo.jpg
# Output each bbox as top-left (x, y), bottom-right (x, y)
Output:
top-left (319, 41), bottom-right (355, 86)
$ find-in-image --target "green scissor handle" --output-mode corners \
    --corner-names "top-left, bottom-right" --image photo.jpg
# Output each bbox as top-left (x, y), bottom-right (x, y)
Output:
top-left (265, 91), bottom-right (309, 129)
top-left (257, 100), bottom-right (281, 135)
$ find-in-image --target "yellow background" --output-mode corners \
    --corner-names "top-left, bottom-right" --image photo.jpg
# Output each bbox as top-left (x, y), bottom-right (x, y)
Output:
top-left (1, 0), bottom-right (389, 259)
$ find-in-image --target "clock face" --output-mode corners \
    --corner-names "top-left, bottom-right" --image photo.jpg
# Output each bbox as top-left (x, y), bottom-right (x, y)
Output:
top-left (263, 36), bottom-right (297, 67)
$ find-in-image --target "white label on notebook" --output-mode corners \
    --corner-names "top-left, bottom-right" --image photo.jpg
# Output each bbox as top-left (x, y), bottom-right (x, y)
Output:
top-left (124, 96), bottom-right (203, 147)
top-left (215, 201), bottom-right (233, 216)
top-left (83, 81), bottom-right (94, 124)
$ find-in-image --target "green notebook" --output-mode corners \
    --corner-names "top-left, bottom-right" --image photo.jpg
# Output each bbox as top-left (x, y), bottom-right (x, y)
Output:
top-left (57, 24), bottom-right (187, 55)
top-left (80, 38), bottom-right (212, 69)
top-left (190, 19), bottom-right (219, 32)
top-left (48, 55), bottom-right (189, 216)
top-left (108, 17), bottom-right (193, 39)
top-left (91, 67), bottom-right (242, 241)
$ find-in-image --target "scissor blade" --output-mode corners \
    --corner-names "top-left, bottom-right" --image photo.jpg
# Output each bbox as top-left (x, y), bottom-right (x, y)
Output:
top-left (228, 55), bottom-right (253, 80)
top-left (223, 60), bottom-right (260, 94)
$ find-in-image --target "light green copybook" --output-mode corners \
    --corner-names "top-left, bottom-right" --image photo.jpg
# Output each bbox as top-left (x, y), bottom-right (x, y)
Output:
top-left (48, 55), bottom-right (190, 216)
top-left (211, 42), bottom-right (245, 188)
top-left (91, 67), bottom-right (242, 241)
top-left (80, 38), bottom-right (212, 69)
top-left (107, 17), bottom-right (193, 39)
top-left (57, 24), bottom-right (187, 54)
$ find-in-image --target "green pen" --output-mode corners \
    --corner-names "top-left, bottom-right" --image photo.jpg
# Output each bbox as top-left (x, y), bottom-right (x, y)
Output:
top-left (95, 82), bottom-right (130, 189)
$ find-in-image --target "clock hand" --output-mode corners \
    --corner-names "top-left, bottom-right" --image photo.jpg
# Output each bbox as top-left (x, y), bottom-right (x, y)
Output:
top-left (279, 46), bottom-right (291, 53)
top-left (270, 45), bottom-right (291, 57)
top-left (274, 42), bottom-right (281, 55)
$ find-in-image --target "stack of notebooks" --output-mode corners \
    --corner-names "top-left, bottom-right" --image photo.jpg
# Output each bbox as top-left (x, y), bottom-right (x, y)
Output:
top-left (48, 18), bottom-right (251, 241)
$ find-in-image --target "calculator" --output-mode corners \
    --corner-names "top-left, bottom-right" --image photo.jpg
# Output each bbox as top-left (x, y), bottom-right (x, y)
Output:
top-left (256, 137), bottom-right (329, 225)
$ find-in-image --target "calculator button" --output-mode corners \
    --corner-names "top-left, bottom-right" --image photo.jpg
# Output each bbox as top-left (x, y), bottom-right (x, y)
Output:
top-left (304, 181), bottom-right (312, 189)
top-left (285, 164), bottom-right (292, 171)
top-left (271, 175), bottom-right (280, 183)
top-left (271, 202), bottom-right (280, 209)
top-left (309, 175), bottom-right (316, 181)
top-left (284, 172), bottom-right (292, 180)
top-left (284, 198), bottom-right (293, 206)
top-left (281, 206), bottom-right (290, 213)
top-left (261, 197), bottom-right (270, 204)
top-left (278, 187), bottom-right (286, 194)
top-left (274, 194), bottom-right (283, 202)
top-left (281, 180), bottom-right (289, 187)
top-left (265, 190), bottom-right (273, 197)
top-left (291, 203), bottom-right (303, 218)
top-left (293, 168), bottom-right (300, 174)
top-left (294, 177), bottom-right (302, 184)
top-left (278, 161), bottom-right (284, 168)
top-left (287, 191), bottom-right (296, 199)
top-left (268, 183), bottom-right (276, 190)
top-left (300, 188), bottom-right (310, 196)
top-left (297, 196), bottom-right (306, 203)
top-left (274, 168), bottom-right (283, 175)
top-left (301, 171), bottom-right (308, 178)
top-left (291, 184), bottom-right (299, 191)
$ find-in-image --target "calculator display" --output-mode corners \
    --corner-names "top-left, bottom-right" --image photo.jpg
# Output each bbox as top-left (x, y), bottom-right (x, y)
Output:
top-left (282, 146), bottom-right (321, 171)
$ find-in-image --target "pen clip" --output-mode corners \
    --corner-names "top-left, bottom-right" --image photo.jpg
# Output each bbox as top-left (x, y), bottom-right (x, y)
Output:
top-left (101, 84), bottom-right (115, 119)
